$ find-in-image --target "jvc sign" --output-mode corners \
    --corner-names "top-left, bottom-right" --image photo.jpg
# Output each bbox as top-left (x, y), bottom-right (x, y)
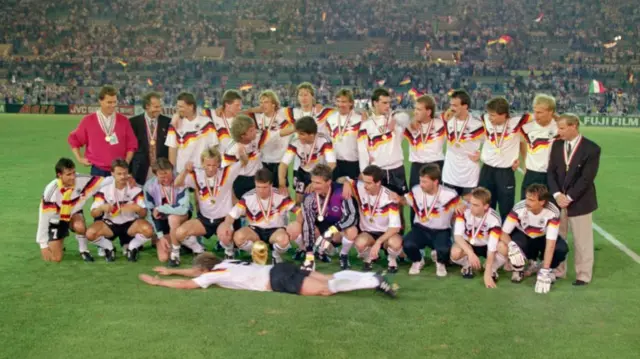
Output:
top-left (580, 116), bottom-right (640, 128)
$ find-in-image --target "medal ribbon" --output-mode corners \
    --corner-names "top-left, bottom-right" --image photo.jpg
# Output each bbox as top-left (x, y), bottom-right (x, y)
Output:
top-left (316, 186), bottom-right (332, 219)
top-left (421, 186), bottom-right (441, 221)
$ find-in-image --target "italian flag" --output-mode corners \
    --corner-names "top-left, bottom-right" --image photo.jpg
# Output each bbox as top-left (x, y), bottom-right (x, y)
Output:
top-left (589, 80), bottom-right (605, 94)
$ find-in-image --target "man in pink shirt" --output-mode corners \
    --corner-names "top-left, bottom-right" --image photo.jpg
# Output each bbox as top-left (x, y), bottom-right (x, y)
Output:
top-left (68, 86), bottom-right (138, 176)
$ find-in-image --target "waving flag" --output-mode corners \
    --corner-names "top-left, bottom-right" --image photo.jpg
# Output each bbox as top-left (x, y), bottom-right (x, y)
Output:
top-left (534, 13), bottom-right (544, 23)
top-left (239, 84), bottom-right (254, 91)
top-left (588, 80), bottom-right (605, 94)
top-left (399, 76), bottom-right (411, 86)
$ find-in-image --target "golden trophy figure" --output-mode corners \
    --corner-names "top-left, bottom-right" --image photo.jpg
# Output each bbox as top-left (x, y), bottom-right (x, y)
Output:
top-left (251, 241), bottom-right (269, 265)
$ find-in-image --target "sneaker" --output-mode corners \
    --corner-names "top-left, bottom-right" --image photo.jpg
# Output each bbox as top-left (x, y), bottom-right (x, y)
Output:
top-left (492, 271), bottom-right (499, 282)
top-left (104, 249), bottom-right (116, 262)
top-left (408, 259), bottom-right (425, 275)
top-left (98, 247), bottom-right (106, 257)
top-left (168, 258), bottom-right (180, 267)
top-left (387, 257), bottom-right (398, 274)
top-left (511, 270), bottom-right (524, 283)
top-left (80, 251), bottom-right (94, 262)
top-left (293, 249), bottom-right (306, 261)
top-left (317, 252), bottom-right (331, 263)
top-left (374, 273), bottom-right (398, 299)
top-left (524, 260), bottom-right (540, 277)
top-left (435, 262), bottom-right (447, 277)
top-left (339, 254), bottom-right (350, 270)
top-left (461, 266), bottom-right (474, 279)
top-left (127, 247), bottom-right (139, 262)
top-left (362, 262), bottom-right (373, 272)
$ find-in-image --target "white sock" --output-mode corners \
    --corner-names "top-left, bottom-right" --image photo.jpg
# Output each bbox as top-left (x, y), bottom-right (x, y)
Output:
top-left (333, 270), bottom-right (375, 281)
top-left (452, 256), bottom-right (469, 267)
top-left (492, 253), bottom-right (507, 272)
top-left (239, 240), bottom-right (254, 253)
top-left (76, 235), bottom-right (89, 253)
top-left (273, 242), bottom-right (290, 260)
top-left (328, 275), bottom-right (380, 293)
top-left (183, 236), bottom-right (204, 254)
top-left (171, 244), bottom-right (180, 256)
top-left (91, 236), bottom-right (113, 250)
top-left (340, 237), bottom-right (353, 256)
top-left (294, 234), bottom-right (304, 249)
top-left (387, 247), bottom-right (401, 262)
top-left (358, 247), bottom-right (371, 263)
top-left (129, 233), bottom-right (151, 250)
top-left (220, 240), bottom-right (235, 256)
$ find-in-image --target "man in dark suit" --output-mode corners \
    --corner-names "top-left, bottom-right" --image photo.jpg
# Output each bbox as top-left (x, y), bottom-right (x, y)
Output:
top-left (129, 92), bottom-right (171, 185)
top-left (547, 113), bottom-right (601, 286)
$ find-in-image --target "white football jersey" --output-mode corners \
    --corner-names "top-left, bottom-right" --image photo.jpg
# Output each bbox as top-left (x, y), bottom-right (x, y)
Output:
top-left (404, 184), bottom-right (459, 230)
top-left (37, 175), bottom-right (112, 247)
top-left (185, 163), bottom-right (242, 220)
top-left (357, 112), bottom-right (410, 171)
top-left (403, 118), bottom-right (446, 163)
top-left (454, 208), bottom-right (502, 252)
top-left (480, 114), bottom-right (529, 168)
top-left (221, 132), bottom-right (266, 177)
top-left (325, 110), bottom-right (362, 162)
top-left (442, 114), bottom-right (485, 188)
top-left (229, 189), bottom-right (298, 229)
top-left (205, 110), bottom-right (235, 152)
top-left (192, 260), bottom-right (273, 292)
top-left (283, 106), bottom-right (334, 136)
top-left (503, 200), bottom-right (560, 240)
top-left (91, 180), bottom-right (146, 225)
top-left (254, 110), bottom-right (293, 164)
top-left (520, 117), bottom-right (558, 172)
top-left (350, 180), bottom-right (401, 233)
top-left (281, 133), bottom-right (336, 172)
top-left (165, 115), bottom-right (218, 173)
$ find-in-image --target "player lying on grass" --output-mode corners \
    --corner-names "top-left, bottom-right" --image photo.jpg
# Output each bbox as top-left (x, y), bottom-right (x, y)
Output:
top-left (138, 253), bottom-right (398, 298)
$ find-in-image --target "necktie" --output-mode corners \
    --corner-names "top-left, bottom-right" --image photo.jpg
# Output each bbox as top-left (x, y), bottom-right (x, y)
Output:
top-left (566, 142), bottom-right (572, 158)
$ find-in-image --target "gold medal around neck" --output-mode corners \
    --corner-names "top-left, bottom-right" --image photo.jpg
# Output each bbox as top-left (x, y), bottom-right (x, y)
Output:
top-left (455, 143), bottom-right (461, 148)
top-left (105, 135), bottom-right (111, 142)
top-left (150, 140), bottom-right (156, 146)
top-left (369, 217), bottom-right (374, 223)
top-left (317, 215), bottom-right (324, 222)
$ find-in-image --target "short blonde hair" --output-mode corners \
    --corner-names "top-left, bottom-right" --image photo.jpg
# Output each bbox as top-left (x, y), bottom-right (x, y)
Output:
top-left (471, 187), bottom-right (492, 205)
top-left (557, 113), bottom-right (580, 128)
top-left (533, 94), bottom-right (556, 113)
top-left (230, 115), bottom-right (256, 142)
top-left (200, 146), bottom-right (222, 163)
top-left (259, 90), bottom-right (281, 109)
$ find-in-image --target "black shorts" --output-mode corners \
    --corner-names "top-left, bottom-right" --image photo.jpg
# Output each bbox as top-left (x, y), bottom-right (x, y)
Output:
top-left (104, 219), bottom-right (135, 246)
top-left (153, 211), bottom-right (192, 235)
top-left (443, 183), bottom-right (473, 197)
top-left (269, 262), bottom-right (311, 295)
top-left (48, 220), bottom-right (71, 242)
top-left (233, 175), bottom-right (256, 199)
top-left (362, 230), bottom-right (385, 241)
top-left (471, 245), bottom-right (488, 258)
top-left (197, 214), bottom-right (240, 239)
top-left (333, 160), bottom-right (360, 181)
top-left (293, 169), bottom-right (312, 195)
top-left (250, 226), bottom-right (283, 243)
top-left (382, 165), bottom-right (408, 194)
top-left (262, 162), bottom-right (288, 188)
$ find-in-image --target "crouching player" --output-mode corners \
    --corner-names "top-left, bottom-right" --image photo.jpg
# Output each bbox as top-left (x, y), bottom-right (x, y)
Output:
top-left (501, 184), bottom-right (569, 294)
top-left (37, 158), bottom-right (113, 262)
top-left (86, 159), bottom-right (154, 262)
top-left (220, 168), bottom-right (302, 263)
top-left (300, 164), bottom-right (359, 270)
top-left (142, 158), bottom-right (192, 262)
top-left (451, 187), bottom-right (507, 287)
top-left (139, 253), bottom-right (398, 298)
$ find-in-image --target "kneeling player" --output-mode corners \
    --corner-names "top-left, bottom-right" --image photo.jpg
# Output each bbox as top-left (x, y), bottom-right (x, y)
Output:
top-left (139, 253), bottom-right (398, 298)
top-left (171, 147), bottom-right (244, 266)
top-left (450, 187), bottom-right (507, 288)
top-left (300, 165), bottom-right (359, 269)
top-left (501, 184), bottom-right (569, 294)
top-left (37, 158), bottom-right (113, 262)
top-left (86, 159), bottom-right (154, 261)
top-left (347, 165), bottom-right (403, 272)
top-left (142, 158), bottom-right (192, 262)
top-left (221, 168), bottom-right (301, 263)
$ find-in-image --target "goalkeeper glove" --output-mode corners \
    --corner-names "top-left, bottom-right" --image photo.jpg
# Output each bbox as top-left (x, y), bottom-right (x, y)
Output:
top-left (534, 268), bottom-right (553, 294)
top-left (507, 241), bottom-right (526, 270)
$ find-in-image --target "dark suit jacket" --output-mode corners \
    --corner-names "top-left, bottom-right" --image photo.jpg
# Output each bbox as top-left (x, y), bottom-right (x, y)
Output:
top-left (547, 136), bottom-right (601, 217)
top-left (129, 113), bottom-right (171, 185)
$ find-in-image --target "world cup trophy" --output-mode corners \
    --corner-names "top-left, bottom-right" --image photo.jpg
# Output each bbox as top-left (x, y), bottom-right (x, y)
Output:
top-left (251, 241), bottom-right (269, 265)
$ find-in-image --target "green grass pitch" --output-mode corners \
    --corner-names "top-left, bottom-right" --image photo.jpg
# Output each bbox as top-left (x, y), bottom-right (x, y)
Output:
top-left (1, 114), bottom-right (639, 359)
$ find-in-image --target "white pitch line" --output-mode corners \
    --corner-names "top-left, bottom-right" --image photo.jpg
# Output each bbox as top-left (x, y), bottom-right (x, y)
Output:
top-left (516, 168), bottom-right (640, 264)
